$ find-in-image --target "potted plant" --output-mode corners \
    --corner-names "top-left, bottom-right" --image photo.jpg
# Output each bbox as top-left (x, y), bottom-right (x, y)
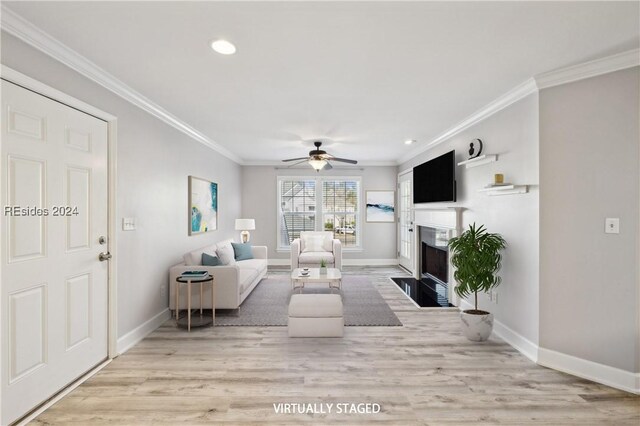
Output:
top-left (448, 223), bottom-right (506, 342)
top-left (319, 259), bottom-right (327, 275)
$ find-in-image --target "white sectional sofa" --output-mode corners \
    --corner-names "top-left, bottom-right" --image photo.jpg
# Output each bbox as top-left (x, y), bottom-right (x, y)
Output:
top-left (169, 239), bottom-right (267, 310)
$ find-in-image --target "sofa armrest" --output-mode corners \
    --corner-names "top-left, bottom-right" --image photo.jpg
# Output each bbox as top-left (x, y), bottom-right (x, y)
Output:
top-left (251, 245), bottom-right (268, 260)
top-left (332, 239), bottom-right (342, 270)
top-left (290, 238), bottom-right (301, 270)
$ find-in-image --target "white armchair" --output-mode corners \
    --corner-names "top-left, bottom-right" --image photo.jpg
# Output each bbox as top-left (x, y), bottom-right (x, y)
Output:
top-left (290, 231), bottom-right (342, 270)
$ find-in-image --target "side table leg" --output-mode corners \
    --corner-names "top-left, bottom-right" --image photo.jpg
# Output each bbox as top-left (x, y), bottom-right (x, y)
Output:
top-left (211, 281), bottom-right (215, 326)
top-left (175, 281), bottom-right (179, 320)
top-left (200, 282), bottom-right (203, 317)
top-left (188, 281), bottom-right (192, 332)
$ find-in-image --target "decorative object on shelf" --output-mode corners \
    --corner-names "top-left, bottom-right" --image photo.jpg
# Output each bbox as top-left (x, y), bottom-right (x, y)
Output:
top-left (319, 259), bottom-right (327, 275)
top-left (189, 176), bottom-right (217, 235)
top-left (448, 223), bottom-right (506, 342)
top-left (468, 138), bottom-right (483, 159)
top-left (366, 190), bottom-right (395, 222)
top-left (235, 218), bottom-right (256, 243)
top-left (494, 173), bottom-right (504, 184)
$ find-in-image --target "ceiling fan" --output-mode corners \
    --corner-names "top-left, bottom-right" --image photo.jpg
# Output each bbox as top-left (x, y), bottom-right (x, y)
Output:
top-left (282, 141), bottom-right (358, 171)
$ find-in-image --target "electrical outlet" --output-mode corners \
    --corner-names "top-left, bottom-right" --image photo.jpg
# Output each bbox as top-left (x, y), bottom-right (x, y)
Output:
top-left (605, 218), bottom-right (620, 234)
top-left (488, 291), bottom-right (493, 302)
top-left (122, 217), bottom-right (136, 231)
top-left (494, 292), bottom-right (498, 304)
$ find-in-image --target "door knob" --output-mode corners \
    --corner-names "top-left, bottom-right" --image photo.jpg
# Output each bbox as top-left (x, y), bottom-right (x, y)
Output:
top-left (99, 252), bottom-right (112, 261)
top-left (408, 228), bottom-right (414, 232)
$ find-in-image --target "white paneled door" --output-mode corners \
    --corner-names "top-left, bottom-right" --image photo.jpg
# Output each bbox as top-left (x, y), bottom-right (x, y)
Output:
top-left (1, 80), bottom-right (109, 424)
top-left (398, 171), bottom-right (414, 273)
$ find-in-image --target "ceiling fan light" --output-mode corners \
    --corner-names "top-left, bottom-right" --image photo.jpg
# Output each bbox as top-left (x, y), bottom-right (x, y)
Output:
top-left (308, 158), bottom-right (327, 171)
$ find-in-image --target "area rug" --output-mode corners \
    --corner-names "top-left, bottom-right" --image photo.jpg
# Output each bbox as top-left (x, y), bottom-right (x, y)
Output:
top-left (215, 275), bottom-right (402, 327)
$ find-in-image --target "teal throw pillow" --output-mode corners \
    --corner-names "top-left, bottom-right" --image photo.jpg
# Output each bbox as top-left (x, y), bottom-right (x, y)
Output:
top-left (231, 242), bottom-right (254, 261)
top-left (202, 252), bottom-right (222, 266)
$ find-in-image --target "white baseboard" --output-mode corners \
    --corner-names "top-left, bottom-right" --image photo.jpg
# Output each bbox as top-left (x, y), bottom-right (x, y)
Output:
top-left (492, 318), bottom-right (539, 363)
top-left (268, 258), bottom-right (399, 267)
top-left (116, 308), bottom-right (171, 355)
top-left (459, 299), bottom-right (639, 394)
top-left (343, 258), bottom-right (399, 266)
top-left (538, 347), bottom-right (640, 395)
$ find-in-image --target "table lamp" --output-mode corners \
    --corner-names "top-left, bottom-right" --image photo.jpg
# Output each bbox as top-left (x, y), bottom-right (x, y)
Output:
top-left (235, 219), bottom-right (255, 243)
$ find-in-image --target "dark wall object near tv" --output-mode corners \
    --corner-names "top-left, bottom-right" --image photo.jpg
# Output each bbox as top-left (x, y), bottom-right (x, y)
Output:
top-left (468, 138), bottom-right (483, 159)
top-left (413, 150), bottom-right (457, 203)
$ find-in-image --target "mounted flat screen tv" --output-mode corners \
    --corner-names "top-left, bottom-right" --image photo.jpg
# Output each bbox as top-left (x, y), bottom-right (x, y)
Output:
top-left (413, 150), bottom-right (456, 203)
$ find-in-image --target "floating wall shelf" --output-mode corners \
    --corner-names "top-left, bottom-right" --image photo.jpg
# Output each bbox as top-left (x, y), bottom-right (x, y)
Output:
top-left (457, 154), bottom-right (497, 169)
top-left (478, 185), bottom-right (528, 196)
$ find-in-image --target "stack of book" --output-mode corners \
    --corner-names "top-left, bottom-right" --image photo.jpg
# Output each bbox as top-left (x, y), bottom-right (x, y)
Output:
top-left (180, 270), bottom-right (209, 279)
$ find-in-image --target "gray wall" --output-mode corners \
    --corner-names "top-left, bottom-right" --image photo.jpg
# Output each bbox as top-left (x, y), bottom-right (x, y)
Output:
top-left (399, 94), bottom-right (540, 346)
top-left (539, 67), bottom-right (640, 373)
top-left (241, 166), bottom-right (398, 261)
top-left (1, 33), bottom-right (242, 339)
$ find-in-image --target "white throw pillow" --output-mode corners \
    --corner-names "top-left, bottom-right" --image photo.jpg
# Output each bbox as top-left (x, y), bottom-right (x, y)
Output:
top-left (216, 240), bottom-right (236, 265)
top-left (302, 235), bottom-right (325, 253)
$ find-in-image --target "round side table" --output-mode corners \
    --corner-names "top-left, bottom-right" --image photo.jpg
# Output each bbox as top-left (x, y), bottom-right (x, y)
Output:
top-left (175, 275), bottom-right (215, 331)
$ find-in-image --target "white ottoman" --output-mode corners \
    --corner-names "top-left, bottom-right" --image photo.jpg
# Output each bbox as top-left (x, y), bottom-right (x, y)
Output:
top-left (288, 294), bottom-right (344, 337)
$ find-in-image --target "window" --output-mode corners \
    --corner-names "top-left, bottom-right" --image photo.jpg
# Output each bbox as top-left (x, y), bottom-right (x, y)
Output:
top-left (278, 177), bottom-right (361, 249)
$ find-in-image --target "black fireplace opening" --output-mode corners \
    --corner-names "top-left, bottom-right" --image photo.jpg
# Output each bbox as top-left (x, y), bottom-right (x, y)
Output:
top-left (392, 226), bottom-right (453, 308)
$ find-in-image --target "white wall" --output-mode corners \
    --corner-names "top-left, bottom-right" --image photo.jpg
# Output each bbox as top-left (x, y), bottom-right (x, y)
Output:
top-left (1, 33), bottom-right (242, 340)
top-left (241, 166), bottom-right (398, 262)
top-left (539, 67), bottom-right (640, 373)
top-left (399, 94), bottom-right (540, 347)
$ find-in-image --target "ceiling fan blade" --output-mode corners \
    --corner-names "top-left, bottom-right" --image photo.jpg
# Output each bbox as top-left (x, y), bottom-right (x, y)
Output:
top-left (322, 161), bottom-right (333, 170)
top-left (287, 159), bottom-right (309, 168)
top-left (327, 157), bottom-right (358, 164)
top-left (282, 157), bottom-right (309, 162)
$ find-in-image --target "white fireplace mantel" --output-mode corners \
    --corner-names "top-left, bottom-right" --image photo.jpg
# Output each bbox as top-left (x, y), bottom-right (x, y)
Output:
top-left (413, 207), bottom-right (462, 231)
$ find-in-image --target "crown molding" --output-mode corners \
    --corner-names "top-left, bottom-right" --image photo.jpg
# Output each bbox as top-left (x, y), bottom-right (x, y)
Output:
top-left (0, 5), bottom-right (243, 164)
top-left (397, 78), bottom-right (538, 165)
top-left (534, 48), bottom-right (640, 89)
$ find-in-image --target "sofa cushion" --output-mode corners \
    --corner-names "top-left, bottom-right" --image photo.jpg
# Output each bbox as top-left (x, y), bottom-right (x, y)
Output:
top-left (216, 239), bottom-right (236, 265)
top-left (298, 251), bottom-right (335, 264)
top-left (302, 235), bottom-right (325, 253)
top-left (202, 253), bottom-right (222, 266)
top-left (232, 242), bottom-right (254, 261)
top-left (236, 258), bottom-right (267, 274)
top-left (289, 294), bottom-right (343, 317)
top-left (300, 231), bottom-right (333, 252)
top-left (184, 244), bottom-right (216, 266)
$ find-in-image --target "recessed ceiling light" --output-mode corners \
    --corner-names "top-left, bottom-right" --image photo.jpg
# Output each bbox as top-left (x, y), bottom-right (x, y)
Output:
top-left (210, 39), bottom-right (236, 55)
top-left (404, 139), bottom-right (416, 145)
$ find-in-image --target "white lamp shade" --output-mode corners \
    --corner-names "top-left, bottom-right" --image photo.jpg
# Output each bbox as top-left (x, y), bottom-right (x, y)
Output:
top-left (235, 218), bottom-right (255, 231)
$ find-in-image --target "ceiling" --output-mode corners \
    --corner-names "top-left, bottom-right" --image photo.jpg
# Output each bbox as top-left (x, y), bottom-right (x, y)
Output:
top-left (4, 1), bottom-right (639, 164)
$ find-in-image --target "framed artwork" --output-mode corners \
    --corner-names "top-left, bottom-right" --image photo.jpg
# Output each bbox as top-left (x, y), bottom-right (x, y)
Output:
top-left (366, 190), bottom-right (395, 223)
top-left (189, 176), bottom-right (218, 235)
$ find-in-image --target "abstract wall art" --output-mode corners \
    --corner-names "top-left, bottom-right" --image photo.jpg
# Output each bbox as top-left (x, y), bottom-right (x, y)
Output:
top-left (366, 190), bottom-right (395, 223)
top-left (189, 176), bottom-right (218, 235)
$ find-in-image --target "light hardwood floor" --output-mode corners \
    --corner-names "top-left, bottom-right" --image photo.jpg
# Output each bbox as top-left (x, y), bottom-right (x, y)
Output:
top-left (33, 267), bottom-right (639, 425)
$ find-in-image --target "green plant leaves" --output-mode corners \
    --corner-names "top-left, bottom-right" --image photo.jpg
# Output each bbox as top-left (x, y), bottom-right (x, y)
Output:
top-left (448, 223), bottom-right (506, 310)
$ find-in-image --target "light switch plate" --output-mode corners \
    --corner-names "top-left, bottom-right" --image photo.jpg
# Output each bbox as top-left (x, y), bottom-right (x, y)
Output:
top-left (122, 217), bottom-right (136, 231)
top-left (605, 218), bottom-right (619, 234)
